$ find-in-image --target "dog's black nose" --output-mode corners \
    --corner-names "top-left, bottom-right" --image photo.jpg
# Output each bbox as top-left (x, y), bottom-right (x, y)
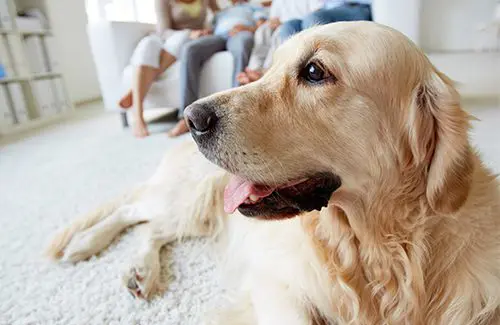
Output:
top-left (184, 103), bottom-right (218, 135)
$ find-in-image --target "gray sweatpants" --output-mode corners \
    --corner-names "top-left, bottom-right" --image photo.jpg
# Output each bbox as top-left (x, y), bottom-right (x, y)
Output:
top-left (179, 31), bottom-right (254, 115)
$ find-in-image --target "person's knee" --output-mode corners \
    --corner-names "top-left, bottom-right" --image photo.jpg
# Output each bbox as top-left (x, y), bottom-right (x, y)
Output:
top-left (136, 35), bottom-right (162, 54)
top-left (180, 41), bottom-right (201, 62)
top-left (303, 6), bottom-right (371, 28)
top-left (280, 19), bottom-right (302, 40)
top-left (302, 13), bottom-right (321, 29)
top-left (140, 35), bottom-right (160, 47)
top-left (302, 11), bottom-right (331, 29)
top-left (240, 31), bottom-right (254, 51)
top-left (228, 32), bottom-right (254, 54)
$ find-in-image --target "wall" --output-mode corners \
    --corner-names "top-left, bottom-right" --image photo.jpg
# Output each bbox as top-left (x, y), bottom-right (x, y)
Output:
top-left (46, 0), bottom-right (100, 104)
top-left (41, 0), bottom-right (498, 102)
top-left (419, 0), bottom-right (499, 97)
top-left (420, 0), bottom-right (498, 52)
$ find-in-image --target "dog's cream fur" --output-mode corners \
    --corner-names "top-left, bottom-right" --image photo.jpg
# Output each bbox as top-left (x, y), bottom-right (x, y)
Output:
top-left (47, 22), bottom-right (500, 325)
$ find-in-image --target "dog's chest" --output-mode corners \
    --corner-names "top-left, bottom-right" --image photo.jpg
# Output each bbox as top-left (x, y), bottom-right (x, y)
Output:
top-left (223, 214), bottom-right (335, 315)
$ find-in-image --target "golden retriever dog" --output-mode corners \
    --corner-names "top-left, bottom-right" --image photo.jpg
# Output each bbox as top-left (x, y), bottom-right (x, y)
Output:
top-left (47, 22), bottom-right (500, 324)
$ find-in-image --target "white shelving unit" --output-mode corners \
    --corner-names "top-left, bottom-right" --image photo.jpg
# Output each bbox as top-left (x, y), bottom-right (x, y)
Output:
top-left (0, 0), bottom-right (73, 136)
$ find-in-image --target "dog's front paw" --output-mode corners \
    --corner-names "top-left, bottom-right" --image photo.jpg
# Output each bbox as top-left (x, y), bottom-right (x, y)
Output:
top-left (122, 261), bottom-right (162, 300)
top-left (61, 230), bottom-right (102, 262)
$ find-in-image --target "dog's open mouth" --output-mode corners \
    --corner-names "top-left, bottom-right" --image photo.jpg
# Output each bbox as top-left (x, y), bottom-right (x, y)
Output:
top-left (224, 173), bottom-right (341, 219)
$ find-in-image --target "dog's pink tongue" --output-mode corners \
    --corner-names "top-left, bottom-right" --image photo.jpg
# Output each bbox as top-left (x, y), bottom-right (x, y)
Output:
top-left (224, 175), bottom-right (274, 213)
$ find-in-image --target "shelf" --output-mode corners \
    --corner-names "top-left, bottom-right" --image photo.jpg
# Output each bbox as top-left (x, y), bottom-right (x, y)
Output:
top-left (0, 29), bottom-right (52, 36)
top-left (0, 73), bottom-right (62, 83)
top-left (32, 72), bottom-right (62, 80)
top-left (20, 30), bottom-right (52, 36)
top-left (0, 28), bottom-right (16, 35)
top-left (0, 76), bottom-right (30, 83)
top-left (0, 0), bottom-right (73, 138)
top-left (0, 110), bottom-right (75, 137)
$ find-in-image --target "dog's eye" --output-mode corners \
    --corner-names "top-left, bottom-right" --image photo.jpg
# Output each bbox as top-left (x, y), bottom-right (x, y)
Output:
top-left (300, 62), bottom-right (328, 84)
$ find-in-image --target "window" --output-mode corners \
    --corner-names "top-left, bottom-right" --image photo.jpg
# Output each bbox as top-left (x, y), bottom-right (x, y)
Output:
top-left (85, 0), bottom-right (156, 24)
top-left (85, 0), bottom-right (235, 24)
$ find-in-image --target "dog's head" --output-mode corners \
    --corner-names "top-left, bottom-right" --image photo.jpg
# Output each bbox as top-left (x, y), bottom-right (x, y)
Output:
top-left (186, 22), bottom-right (473, 220)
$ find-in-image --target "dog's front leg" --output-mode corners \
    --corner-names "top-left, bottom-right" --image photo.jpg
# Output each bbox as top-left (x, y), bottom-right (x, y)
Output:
top-left (61, 205), bottom-right (148, 262)
top-left (122, 221), bottom-right (176, 300)
top-left (251, 279), bottom-right (311, 325)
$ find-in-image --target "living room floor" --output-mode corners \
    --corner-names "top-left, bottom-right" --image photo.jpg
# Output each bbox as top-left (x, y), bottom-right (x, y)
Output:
top-left (0, 100), bottom-right (499, 325)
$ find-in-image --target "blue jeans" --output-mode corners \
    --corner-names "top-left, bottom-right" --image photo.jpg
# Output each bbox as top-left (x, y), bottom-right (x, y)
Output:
top-left (280, 3), bottom-right (372, 41)
top-left (179, 31), bottom-right (254, 115)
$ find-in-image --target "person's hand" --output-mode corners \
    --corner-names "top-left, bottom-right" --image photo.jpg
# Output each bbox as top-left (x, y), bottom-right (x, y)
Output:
top-left (256, 19), bottom-right (266, 28)
top-left (229, 24), bottom-right (249, 36)
top-left (201, 28), bottom-right (212, 36)
top-left (189, 29), bottom-right (203, 39)
top-left (269, 18), bottom-right (281, 30)
top-left (190, 28), bottom-right (212, 39)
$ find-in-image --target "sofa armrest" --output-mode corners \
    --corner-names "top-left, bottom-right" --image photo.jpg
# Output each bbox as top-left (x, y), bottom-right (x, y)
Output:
top-left (87, 21), bottom-right (155, 109)
top-left (199, 51), bottom-right (234, 97)
top-left (371, 0), bottom-right (422, 46)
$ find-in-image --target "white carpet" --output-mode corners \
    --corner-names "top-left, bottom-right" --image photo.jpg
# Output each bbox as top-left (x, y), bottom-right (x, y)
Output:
top-left (1, 102), bottom-right (499, 325)
top-left (0, 108), bottom-right (221, 325)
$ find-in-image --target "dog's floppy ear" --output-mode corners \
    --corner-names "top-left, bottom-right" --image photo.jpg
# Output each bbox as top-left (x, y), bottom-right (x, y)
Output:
top-left (408, 68), bottom-right (473, 214)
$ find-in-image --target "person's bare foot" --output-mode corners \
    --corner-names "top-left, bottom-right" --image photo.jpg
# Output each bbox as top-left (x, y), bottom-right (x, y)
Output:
top-left (119, 91), bottom-right (133, 109)
top-left (237, 72), bottom-right (251, 85)
top-left (167, 120), bottom-right (189, 137)
top-left (245, 68), bottom-right (263, 82)
top-left (133, 119), bottom-right (150, 138)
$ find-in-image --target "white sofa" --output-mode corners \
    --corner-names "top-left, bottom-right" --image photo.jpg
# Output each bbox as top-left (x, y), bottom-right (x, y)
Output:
top-left (87, 21), bottom-right (234, 126)
top-left (86, 2), bottom-right (421, 126)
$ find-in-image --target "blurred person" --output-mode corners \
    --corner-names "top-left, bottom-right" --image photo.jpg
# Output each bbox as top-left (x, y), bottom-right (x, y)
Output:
top-left (238, 0), bottom-right (372, 85)
top-left (213, 0), bottom-right (270, 38)
top-left (169, 0), bottom-right (271, 137)
top-left (237, 0), bottom-right (322, 85)
top-left (280, 0), bottom-right (372, 41)
top-left (119, 0), bottom-right (219, 138)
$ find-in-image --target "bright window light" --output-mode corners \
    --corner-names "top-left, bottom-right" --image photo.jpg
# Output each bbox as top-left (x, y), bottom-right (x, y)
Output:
top-left (85, 0), bottom-right (156, 23)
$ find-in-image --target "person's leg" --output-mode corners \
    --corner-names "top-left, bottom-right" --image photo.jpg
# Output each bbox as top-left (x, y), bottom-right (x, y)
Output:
top-left (120, 47), bottom-right (177, 108)
top-left (131, 50), bottom-right (176, 138)
top-left (241, 24), bottom-right (283, 85)
top-left (125, 29), bottom-right (190, 109)
top-left (226, 31), bottom-right (254, 87)
top-left (120, 35), bottom-right (162, 110)
top-left (247, 23), bottom-right (273, 71)
top-left (279, 19), bottom-right (303, 41)
top-left (240, 32), bottom-right (277, 86)
top-left (179, 36), bottom-right (226, 111)
top-left (302, 5), bottom-right (372, 30)
top-left (359, 4), bottom-right (372, 21)
top-left (120, 36), bottom-right (161, 107)
top-left (171, 35), bottom-right (226, 137)
top-left (239, 24), bottom-right (273, 86)
top-left (130, 66), bottom-right (156, 137)
top-left (263, 26), bottom-right (284, 71)
top-left (119, 35), bottom-right (179, 138)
